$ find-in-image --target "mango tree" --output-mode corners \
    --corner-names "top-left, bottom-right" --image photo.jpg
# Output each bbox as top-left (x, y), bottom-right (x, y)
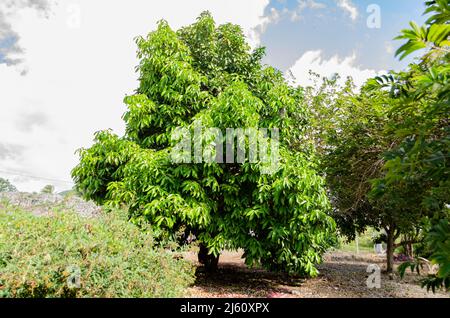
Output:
top-left (72, 12), bottom-right (336, 275)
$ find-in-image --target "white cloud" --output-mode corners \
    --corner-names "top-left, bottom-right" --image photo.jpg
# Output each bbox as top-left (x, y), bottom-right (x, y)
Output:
top-left (248, 5), bottom-right (279, 47)
top-left (335, 0), bottom-right (358, 21)
top-left (299, 0), bottom-right (326, 10)
top-left (288, 50), bottom-right (385, 88)
top-left (250, 0), bottom-right (326, 37)
top-left (385, 41), bottom-right (394, 55)
top-left (0, 0), bottom-right (53, 66)
top-left (0, 0), bottom-right (270, 192)
top-left (290, 0), bottom-right (326, 22)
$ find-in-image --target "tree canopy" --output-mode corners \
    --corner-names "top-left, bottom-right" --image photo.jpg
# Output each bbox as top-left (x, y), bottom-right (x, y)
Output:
top-left (72, 12), bottom-right (336, 276)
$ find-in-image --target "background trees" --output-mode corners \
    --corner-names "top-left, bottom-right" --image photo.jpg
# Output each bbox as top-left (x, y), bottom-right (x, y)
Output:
top-left (308, 1), bottom-right (449, 288)
top-left (72, 12), bottom-right (336, 276)
top-left (305, 75), bottom-right (419, 273)
top-left (0, 178), bottom-right (17, 193)
top-left (373, 0), bottom-right (449, 288)
top-left (40, 185), bottom-right (55, 194)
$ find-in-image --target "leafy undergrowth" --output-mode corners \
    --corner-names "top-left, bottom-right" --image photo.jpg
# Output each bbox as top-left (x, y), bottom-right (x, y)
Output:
top-left (0, 206), bottom-right (195, 298)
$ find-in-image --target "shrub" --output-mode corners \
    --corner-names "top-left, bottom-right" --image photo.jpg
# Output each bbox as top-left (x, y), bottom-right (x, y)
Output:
top-left (0, 206), bottom-right (195, 298)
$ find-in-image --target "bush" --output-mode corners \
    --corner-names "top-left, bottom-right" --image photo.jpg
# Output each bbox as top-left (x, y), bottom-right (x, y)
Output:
top-left (0, 206), bottom-right (195, 298)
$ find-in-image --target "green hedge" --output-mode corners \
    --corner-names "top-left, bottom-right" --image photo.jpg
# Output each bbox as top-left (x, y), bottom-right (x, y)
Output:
top-left (0, 206), bottom-right (195, 298)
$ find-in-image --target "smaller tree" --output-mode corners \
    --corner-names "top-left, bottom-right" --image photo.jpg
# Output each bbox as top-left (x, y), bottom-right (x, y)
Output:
top-left (0, 177), bottom-right (17, 193)
top-left (306, 75), bottom-right (437, 273)
top-left (40, 185), bottom-right (55, 194)
top-left (376, 0), bottom-right (450, 290)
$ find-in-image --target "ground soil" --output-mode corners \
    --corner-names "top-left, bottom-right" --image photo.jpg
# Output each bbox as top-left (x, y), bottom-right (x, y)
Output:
top-left (184, 250), bottom-right (450, 298)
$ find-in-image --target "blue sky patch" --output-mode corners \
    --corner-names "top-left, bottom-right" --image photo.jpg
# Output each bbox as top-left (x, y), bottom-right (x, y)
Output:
top-left (258, 0), bottom-right (427, 72)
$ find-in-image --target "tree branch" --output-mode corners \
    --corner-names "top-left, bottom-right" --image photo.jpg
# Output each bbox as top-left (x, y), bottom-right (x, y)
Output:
top-left (394, 239), bottom-right (423, 248)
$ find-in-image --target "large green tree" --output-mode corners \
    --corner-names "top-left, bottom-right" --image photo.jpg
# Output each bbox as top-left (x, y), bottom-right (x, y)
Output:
top-left (72, 13), bottom-right (335, 275)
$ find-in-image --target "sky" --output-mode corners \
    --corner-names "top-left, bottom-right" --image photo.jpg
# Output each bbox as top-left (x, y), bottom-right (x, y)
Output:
top-left (0, 0), bottom-right (428, 192)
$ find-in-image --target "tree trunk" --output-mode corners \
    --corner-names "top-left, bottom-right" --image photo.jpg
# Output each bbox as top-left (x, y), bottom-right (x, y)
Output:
top-left (386, 228), bottom-right (395, 273)
top-left (405, 242), bottom-right (413, 258)
top-left (198, 243), bottom-right (219, 273)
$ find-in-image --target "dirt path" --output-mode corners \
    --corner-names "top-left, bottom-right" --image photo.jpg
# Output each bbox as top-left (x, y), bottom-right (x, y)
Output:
top-left (185, 250), bottom-right (449, 298)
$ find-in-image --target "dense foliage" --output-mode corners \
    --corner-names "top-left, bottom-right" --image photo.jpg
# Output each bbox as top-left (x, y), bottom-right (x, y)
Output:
top-left (374, 0), bottom-right (450, 290)
top-left (72, 12), bottom-right (336, 276)
top-left (399, 216), bottom-right (450, 292)
top-left (0, 205), bottom-right (195, 298)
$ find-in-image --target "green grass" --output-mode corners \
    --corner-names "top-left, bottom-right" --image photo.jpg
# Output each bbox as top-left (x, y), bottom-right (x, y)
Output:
top-left (336, 229), bottom-right (380, 254)
top-left (0, 204), bottom-right (195, 298)
top-left (339, 241), bottom-right (374, 253)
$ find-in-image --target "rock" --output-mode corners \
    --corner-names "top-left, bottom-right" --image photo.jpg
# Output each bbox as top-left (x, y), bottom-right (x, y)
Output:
top-left (0, 192), bottom-right (102, 218)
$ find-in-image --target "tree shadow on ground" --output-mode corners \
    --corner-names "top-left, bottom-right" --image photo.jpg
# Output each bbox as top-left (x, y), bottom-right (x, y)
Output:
top-left (193, 263), bottom-right (302, 297)
top-left (192, 259), bottom-right (385, 298)
top-left (187, 251), bottom-right (448, 298)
